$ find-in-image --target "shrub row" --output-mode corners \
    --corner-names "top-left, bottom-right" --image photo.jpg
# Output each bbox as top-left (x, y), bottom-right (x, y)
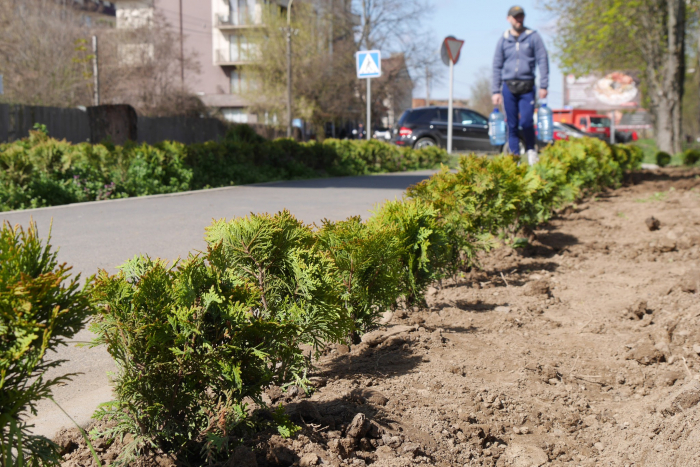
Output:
top-left (654, 148), bottom-right (700, 167)
top-left (0, 124), bottom-right (448, 212)
top-left (1, 137), bottom-right (642, 464)
top-left (0, 223), bottom-right (92, 465)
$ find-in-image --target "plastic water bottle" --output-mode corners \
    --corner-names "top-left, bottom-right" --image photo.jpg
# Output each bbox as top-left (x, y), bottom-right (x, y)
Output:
top-left (537, 103), bottom-right (553, 142)
top-left (489, 108), bottom-right (506, 146)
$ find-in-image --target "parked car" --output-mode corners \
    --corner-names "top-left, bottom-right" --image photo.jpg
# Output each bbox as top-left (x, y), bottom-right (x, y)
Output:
top-left (392, 106), bottom-right (494, 152)
top-left (553, 122), bottom-right (588, 140)
top-left (373, 127), bottom-right (392, 141)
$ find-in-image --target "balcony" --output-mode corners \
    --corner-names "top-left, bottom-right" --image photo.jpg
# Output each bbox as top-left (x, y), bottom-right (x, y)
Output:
top-left (214, 49), bottom-right (253, 66)
top-left (215, 12), bottom-right (262, 29)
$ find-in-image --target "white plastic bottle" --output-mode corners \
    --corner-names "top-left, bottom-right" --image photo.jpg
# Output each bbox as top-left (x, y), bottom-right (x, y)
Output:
top-left (537, 103), bottom-right (553, 143)
top-left (489, 108), bottom-right (507, 146)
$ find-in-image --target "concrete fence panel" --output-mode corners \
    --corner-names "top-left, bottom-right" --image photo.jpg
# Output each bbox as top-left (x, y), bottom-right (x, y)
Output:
top-left (0, 103), bottom-right (296, 146)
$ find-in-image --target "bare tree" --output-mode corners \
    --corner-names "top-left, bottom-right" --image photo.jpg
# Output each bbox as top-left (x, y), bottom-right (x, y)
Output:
top-left (354, 0), bottom-right (444, 94)
top-left (0, 0), bottom-right (93, 107)
top-left (469, 67), bottom-right (493, 117)
top-left (97, 11), bottom-right (202, 116)
top-left (247, 2), bottom-right (360, 137)
top-left (0, 0), bottom-right (202, 116)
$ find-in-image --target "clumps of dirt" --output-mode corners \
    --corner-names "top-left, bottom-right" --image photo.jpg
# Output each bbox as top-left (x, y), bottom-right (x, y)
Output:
top-left (55, 420), bottom-right (177, 467)
top-left (646, 216), bottom-right (661, 231)
top-left (680, 269), bottom-right (700, 293)
top-left (523, 280), bottom-right (551, 297)
top-left (57, 168), bottom-right (700, 466)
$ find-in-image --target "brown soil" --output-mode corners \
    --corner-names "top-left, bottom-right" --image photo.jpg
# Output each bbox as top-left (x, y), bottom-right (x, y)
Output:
top-left (58, 167), bottom-right (700, 466)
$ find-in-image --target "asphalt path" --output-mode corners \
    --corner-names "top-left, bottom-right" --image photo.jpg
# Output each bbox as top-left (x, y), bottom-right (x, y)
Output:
top-left (0, 170), bottom-right (436, 439)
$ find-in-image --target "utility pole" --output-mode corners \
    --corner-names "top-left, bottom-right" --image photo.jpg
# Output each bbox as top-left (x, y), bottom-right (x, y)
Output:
top-left (92, 35), bottom-right (99, 106)
top-left (286, 0), bottom-right (294, 138)
top-left (179, 0), bottom-right (184, 86)
top-left (425, 65), bottom-right (430, 106)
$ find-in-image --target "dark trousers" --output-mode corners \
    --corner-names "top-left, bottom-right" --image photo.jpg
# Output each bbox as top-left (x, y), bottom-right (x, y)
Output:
top-left (502, 83), bottom-right (536, 154)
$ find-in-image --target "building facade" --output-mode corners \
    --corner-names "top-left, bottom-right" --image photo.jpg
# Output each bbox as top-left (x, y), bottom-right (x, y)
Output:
top-left (112, 0), bottom-right (315, 123)
top-left (111, 0), bottom-right (410, 132)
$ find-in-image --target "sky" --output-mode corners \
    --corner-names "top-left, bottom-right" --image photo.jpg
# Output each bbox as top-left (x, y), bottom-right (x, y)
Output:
top-left (421, 0), bottom-right (563, 107)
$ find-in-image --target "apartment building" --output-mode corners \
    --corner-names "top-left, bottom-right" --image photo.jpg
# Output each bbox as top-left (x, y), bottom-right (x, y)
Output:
top-left (112, 0), bottom-right (339, 123)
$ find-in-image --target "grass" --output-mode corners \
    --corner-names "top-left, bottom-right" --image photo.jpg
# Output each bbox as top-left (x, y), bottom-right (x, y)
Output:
top-left (635, 188), bottom-right (674, 203)
top-left (633, 138), bottom-right (700, 166)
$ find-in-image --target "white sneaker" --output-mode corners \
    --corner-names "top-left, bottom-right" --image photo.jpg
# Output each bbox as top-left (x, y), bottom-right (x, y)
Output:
top-left (527, 149), bottom-right (539, 165)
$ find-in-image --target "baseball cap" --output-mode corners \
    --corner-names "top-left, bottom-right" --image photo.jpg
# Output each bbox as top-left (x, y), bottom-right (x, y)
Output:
top-left (508, 6), bottom-right (525, 16)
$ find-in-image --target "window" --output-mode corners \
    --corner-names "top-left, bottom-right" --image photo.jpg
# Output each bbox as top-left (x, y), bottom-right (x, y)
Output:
top-left (455, 109), bottom-right (487, 125)
top-left (589, 117), bottom-right (611, 128)
top-left (405, 109), bottom-right (438, 124)
top-left (229, 0), bottom-right (263, 25)
top-left (579, 117), bottom-right (587, 126)
top-left (222, 108), bottom-right (249, 123)
top-left (396, 110), bottom-right (410, 127)
top-left (230, 69), bottom-right (258, 94)
top-left (229, 34), bottom-right (250, 62)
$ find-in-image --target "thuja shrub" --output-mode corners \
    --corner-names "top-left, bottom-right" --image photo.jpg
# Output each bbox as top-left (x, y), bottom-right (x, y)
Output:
top-left (205, 210), bottom-right (351, 350)
top-left (90, 233), bottom-right (346, 462)
top-left (315, 217), bottom-right (403, 338)
top-left (656, 151), bottom-right (672, 167)
top-left (611, 144), bottom-right (644, 171)
top-left (369, 199), bottom-right (455, 302)
top-left (0, 222), bottom-right (92, 465)
top-left (682, 148), bottom-right (700, 166)
top-left (407, 155), bottom-right (539, 263)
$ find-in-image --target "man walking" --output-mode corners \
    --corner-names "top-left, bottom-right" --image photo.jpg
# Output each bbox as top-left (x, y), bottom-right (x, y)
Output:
top-left (492, 5), bottom-right (549, 164)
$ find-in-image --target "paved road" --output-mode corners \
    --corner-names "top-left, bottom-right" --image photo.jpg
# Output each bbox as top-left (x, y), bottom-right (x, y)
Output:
top-left (0, 171), bottom-right (435, 439)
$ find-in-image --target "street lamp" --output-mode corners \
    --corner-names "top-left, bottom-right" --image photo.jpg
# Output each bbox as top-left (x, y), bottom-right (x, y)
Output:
top-left (286, 0), bottom-right (293, 139)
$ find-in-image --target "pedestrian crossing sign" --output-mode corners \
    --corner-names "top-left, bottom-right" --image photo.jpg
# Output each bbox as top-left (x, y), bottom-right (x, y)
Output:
top-left (356, 50), bottom-right (382, 79)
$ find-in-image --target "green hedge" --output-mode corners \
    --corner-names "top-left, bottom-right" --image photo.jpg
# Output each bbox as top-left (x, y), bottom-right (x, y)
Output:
top-left (0, 125), bottom-right (448, 212)
top-left (3, 136), bottom-right (644, 464)
top-left (0, 222), bottom-right (93, 465)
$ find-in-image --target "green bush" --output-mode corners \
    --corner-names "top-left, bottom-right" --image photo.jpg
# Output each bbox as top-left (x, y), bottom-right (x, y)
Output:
top-left (91, 210), bottom-right (353, 463)
top-left (0, 222), bottom-right (93, 465)
top-left (369, 199), bottom-right (455, 303)
top-left (87, 135), bottom-right (646, 462)
top-left (315, 217), bottom-right (403, 338)
top-left (682, 148), bottom-right (700, 166)
top-left (0, 127), bottom-right (448, 212)
top-left (407, 155), bottom-right (538, 265)
top-left (656, 151), bottom-right (672, 167)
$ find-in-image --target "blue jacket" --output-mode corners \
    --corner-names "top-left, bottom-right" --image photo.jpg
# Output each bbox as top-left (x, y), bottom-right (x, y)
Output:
top-left (492, 28), bottom-right (549, 94)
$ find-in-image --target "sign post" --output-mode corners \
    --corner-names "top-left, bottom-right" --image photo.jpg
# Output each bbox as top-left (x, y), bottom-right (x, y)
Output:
top-left (441, 36), bottom-right (464, 154)
top-left (356, 50), bottom-right (382, 141)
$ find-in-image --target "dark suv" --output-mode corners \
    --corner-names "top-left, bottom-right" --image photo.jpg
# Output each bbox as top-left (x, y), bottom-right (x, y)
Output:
top-left (392, 106), bottom-right (493, 152)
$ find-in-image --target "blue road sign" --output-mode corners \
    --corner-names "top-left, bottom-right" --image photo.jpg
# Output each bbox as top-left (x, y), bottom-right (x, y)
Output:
top-left (356, 50), bottom-right (381, 79)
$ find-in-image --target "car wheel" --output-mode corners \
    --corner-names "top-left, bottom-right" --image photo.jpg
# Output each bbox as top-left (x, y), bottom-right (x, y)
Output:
top-left (414, 137), bottom-right (436, 150)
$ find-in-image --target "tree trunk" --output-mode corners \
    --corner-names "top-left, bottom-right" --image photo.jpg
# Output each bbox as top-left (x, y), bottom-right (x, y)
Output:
top-left (653, 0), bottom-right (686, 154)
top-left (696, 28), bottom-right (700, 139)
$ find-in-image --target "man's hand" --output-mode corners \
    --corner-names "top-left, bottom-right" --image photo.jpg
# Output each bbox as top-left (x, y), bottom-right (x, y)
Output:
top-left (539, 88), bottom-right (548, 99)
top-left (492, 93), bottom-right (503, 106)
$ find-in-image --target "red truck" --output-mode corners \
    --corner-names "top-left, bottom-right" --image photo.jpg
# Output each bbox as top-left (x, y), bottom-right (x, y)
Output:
top-left (552, 109), bottom-right (611, 139)
top-left (552, 109), bottom-right (638, 142)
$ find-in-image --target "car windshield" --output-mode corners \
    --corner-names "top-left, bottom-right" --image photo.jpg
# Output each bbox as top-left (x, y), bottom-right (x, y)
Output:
top-left (589, 117), bottom-right (610, 128)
